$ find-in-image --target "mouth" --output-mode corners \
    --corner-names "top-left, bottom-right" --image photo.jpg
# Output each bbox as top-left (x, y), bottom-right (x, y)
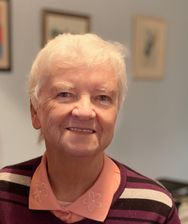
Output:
top-left (66, 127), bottom-right (96, 134)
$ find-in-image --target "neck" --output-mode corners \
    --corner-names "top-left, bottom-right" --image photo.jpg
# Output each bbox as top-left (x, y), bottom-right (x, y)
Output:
top-left (46, 150), bottom-right (104, 202)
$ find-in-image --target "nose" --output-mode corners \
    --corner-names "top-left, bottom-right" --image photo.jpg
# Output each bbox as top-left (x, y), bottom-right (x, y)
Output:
top-left (72, 96), bottom-right (96, 120)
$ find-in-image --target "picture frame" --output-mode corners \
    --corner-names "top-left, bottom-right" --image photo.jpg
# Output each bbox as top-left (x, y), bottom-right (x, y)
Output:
top-left (42, 9), bottom-right (90, 46)
top-left (0, 0), bottom-right (11, 71)
top-left (133, 16), bottom-right (166, 79)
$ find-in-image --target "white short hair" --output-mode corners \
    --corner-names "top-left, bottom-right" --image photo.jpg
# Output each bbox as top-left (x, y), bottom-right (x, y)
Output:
top-left (28, 33), bottom-right (128, 109)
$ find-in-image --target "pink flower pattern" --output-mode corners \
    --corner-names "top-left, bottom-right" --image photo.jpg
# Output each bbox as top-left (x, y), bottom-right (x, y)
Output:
top-left (83, 191), bottom-right (102, 212)
top-left (31, 182), bottom-right (48, 202)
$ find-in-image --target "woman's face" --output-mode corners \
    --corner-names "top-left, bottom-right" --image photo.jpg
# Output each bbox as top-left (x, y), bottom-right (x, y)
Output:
top-left (31, 68), bottom-right (119, 159)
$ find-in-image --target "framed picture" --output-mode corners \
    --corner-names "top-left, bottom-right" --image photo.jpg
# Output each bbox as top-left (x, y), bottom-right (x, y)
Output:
top-left (133, 16), bottom-right (166, 79)
top-left (0, 0), bottom-right (11, 71)
top-left (42, 9), bottom-right (90, 46)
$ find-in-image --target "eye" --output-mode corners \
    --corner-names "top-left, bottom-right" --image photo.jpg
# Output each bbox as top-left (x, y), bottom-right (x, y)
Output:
top-left (95, 95), bottom-right (112, 105)
top-left (56, 91), bottom-right (75, 102)
top-left (57, 92), bottom-right (72, 98)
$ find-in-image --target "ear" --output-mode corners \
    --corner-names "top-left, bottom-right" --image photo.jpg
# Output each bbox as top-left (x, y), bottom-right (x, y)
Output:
top-left (30, 100), bottom-right (41, 130)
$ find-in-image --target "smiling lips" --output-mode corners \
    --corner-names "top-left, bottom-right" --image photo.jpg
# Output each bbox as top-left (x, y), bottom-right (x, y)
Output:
top-left (66, 127), bottom-right (96, 134)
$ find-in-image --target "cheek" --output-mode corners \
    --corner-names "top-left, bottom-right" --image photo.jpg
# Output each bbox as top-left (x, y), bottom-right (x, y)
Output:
top-left (98, 112), bottom-right (117, 149)
top-left (40, 103), bottom-right (59, 128)
top-left (43, 103), bottom-right (71, 130)
top-left (100, 110), bottom-right (117, 133)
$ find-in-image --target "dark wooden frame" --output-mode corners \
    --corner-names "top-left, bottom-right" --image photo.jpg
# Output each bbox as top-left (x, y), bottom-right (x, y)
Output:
top-left (42, 9), bottom-right (90, 46)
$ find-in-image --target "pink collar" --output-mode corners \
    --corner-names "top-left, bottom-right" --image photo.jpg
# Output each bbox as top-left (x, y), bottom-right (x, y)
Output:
top-left (29, 154), bottom-right (120, 223)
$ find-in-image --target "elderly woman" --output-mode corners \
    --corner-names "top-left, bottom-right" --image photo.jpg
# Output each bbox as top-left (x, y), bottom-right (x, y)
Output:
top-left (0, 34), bottom-right (180, 223)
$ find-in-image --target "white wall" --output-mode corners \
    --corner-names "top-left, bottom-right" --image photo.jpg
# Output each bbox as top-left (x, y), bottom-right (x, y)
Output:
top-left (0, 0), bottom-right (188, 181)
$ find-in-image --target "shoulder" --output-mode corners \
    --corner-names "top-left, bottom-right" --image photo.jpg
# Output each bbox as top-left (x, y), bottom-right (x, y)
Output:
top-left (1, 156), bottom-right (42, 172)
top-left (111, 160), bottom-right (180, 223)
top-left (0, 156), bottom-right (42, 187)
top-left (0, 157), bottom-right (45, 222)
top-left (116, 160), bottom-right (173, 201)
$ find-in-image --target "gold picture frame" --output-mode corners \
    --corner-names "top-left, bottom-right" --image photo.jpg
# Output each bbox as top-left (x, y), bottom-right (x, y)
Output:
top-left (0, 0), bottom-right (11, 71)
top-left (133, 16), bottom-right (166, 79)
top-left (42, 9), bottom-right (90, 46)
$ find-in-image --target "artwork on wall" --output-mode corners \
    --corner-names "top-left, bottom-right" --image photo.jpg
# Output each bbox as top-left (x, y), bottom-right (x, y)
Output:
top-left (0, 0), bottom-right (11, 71)
top-left (42, 9), bottom-right (90, 46)
top-left (133, 16), bottom-right (166, 79)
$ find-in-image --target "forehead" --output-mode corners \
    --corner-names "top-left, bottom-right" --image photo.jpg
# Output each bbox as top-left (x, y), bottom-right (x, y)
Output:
top-left (45, 67), bottom-right (119, 91)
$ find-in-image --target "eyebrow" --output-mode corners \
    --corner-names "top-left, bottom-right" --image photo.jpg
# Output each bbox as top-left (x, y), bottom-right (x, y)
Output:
top-left (50, 82), bottom-right (118, 96)
top-left (51, 81), bottom-right (75, 92)
top-left (94, 87), bottom-right (117, 94)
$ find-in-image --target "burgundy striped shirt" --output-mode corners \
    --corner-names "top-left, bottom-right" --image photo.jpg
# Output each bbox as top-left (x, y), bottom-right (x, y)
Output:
top-left (0, 157), bottom-right (180, 223)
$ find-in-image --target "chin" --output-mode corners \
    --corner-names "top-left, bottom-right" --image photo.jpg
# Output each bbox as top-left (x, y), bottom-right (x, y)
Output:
top-left (63, 143), bottom-right (101, 158)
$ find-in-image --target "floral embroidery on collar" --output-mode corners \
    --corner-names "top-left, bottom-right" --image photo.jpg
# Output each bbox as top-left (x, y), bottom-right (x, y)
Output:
top-left (83, 191), bottom-right (102, 212)
top-left (31, 182), bottom-right (48, 203)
